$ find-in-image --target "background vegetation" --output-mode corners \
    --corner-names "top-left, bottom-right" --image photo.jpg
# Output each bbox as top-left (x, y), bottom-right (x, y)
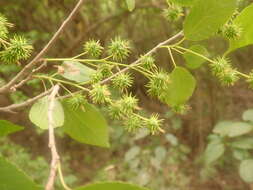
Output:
top-left (1, 0), bottom-right (253, 189)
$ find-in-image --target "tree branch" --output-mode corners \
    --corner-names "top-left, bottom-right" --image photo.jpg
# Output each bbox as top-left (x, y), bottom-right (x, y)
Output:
top-left (0, 0), bottom-right (84, 94)
top-left (45, 85), bottom-right (60, 190)
top-left (100, 31), bottom-right (184, 85)
top-left (0, 88), bottom-right (53, 113)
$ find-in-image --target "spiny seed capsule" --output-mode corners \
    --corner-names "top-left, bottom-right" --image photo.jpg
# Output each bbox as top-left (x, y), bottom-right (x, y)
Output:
top-left (145, 114), bottom-right (164, 135)
top-left (107, 37), bottom-right (131, 61)
top-left (90, 84), bottom-right (111, 104)
top-left (163, 4), bottom-right (183, 22)
top-left (123, 115), bottom-right (142, 132)
top-left (140, 55), bottom-right (156, 70)
top-left (84, 40), bottom-right (103, 58)
top-left (0, 35), bottom-right (33, 64)
top-left (222, 23), bottom-right (242, 40)
top-left (112, 73), bottom-right (133, 91)
top-left (146, 70), bottom-right (170, 98)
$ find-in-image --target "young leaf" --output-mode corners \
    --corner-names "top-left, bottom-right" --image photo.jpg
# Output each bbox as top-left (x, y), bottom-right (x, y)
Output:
top-left (242, 109), bottom-right (253, 122)
top-left (0, 120), bottom-right (24, 137)
top-left (183, 45), bottom-right (208, 69)
top-left (126, 0), bottom-right (135, 12)
top-left (204, 141), bottom-right (225, 165)
top-left (0, 157), bottom-right (42, 190)
top-left (213, 121), bottom-right (253, 137)
top-left (62, 101), bottom-right (109, 148)
top-left (183, 0), bottom-right (237, 41)
top-left (29, 96), bottom-right (64, 130)
top-left (74, 181), bottom-right (150, 190)
top-left (164, 66), bottom-right (196, 106)
top-left (61, 61), bottom-right (95, 83)
top-left (228, 4), bottom-right (253, 53)
top-left (239, 159), bottom-right (253, 183)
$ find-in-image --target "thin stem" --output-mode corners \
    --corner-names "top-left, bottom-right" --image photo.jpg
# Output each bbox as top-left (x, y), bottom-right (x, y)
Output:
top-left (174, 46), bottom-right (215, 64)
top-left (58, 164), bottom-right (72, 190)
top-left (72, 51), bottom-right (87, 59)
top-left (45, 85), bottom-right (60, 190)
top-left (170, 37), bottom-right (185, 47)
top-left (236, 71), bottom-right (249, 78)
top-left (99, 31), bottom-right (184, 85)
top-left (168, 47), bottom-right (177, 68)
top-left (35, 75), bottom-right (90, 92)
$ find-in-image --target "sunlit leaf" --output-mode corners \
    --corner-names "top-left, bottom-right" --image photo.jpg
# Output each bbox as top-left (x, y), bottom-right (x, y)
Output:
top-left (184, 0), bottom-right (236, 41)
top-left (164, 66), bottom-right (196, 106)
top-left (228, 4), bottom-right (253, 53)
top-left (29, 96), bottom-right (64, 129)
top-left (126, 0), bottom-right (135, 12)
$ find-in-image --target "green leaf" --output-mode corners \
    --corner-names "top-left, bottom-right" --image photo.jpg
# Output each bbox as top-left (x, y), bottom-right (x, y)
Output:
top-left (164, 66), bottom-right (196, 106)
top-left (62, 101), bottom-right (109, 148)
top-left (61, 61), bottom-right (95, 83)
top-left (183, 0), bottom-right (237, 41)
top-left (169, 0), bottom-right (195, 6)
top-left (242, 109), bottom-right (253, 122)
top-left (183, 45), bottom-right (208, 69)
top-left (0, 157), bottom-right (42, 190)
top-left (74, 182), bottom-right (150, 190)
top-left (204, 141), bottom-right (225, 165)
top-left (29, 96), bottom-right (64, 130)
top-left (231, 137), bottom-right (253, 150)
top-left (228, 4), bottom-right (253, 53)
top-left (126, 0), bottom-right (135, 11)
top-left (232, 149), bottom-right (251, 161)
top-left (213, 121), bottom-right (253, 137)
top-left (239, 159), bottom-right (253, 183)
top-left (0, 120), bottom-right (24, 137)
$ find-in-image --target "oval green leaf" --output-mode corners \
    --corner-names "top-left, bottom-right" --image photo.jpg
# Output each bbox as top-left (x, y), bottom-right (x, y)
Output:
top-left (0, 120), bottom-right (24, 137)
top-left (183, 45), bottom-right (208, 69)
top-left (242, 109), bottom-right (253, 122)
top-left (61, 61), bottom-right (95, 83)
top-left (62, 102), bottom-right (109, 148)
top-left (231, 137), bottom-right (253, 150)
top-left (29, 96), bottom-right (64, 129)
top-left (126, 0), bottom-right (135, 12)
top-left (74, 182), bottom-right (150, 190)
top-left (232, 149), bottom-right (251, 161)
top-left (0, 157), bottom-right (42, 190)
top-left (213, 121), bottom-right (253, 137)
top-left (164, 66), bottom-right (196, 106)
top-left (239, 159), bottom-right (253, 183)
top-left (204, 141), bottom-right (225, 165)
top-left (228, 4), bottom-right (253, 53)
top-left (183, 0), bottom-right (237, 41)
